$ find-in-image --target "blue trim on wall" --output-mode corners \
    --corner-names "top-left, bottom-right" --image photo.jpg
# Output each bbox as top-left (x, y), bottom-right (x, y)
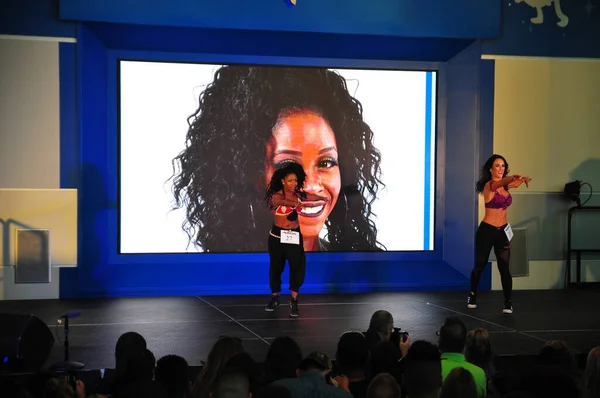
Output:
top-left (478, 59), bottom-right (496, 291)
top-left (59, 42), bottom-right (78, 189)
top-left (440, 42), bottom-right (481, 279)
top-left (424, 72), bottom-right (433, 250)
top-left (85, 22), bottom-right (473, 63)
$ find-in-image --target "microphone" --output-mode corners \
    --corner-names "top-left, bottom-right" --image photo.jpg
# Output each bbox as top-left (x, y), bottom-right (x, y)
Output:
top-left (59, 311), bottom-right (82, 319)
top-left (52, 311), bottom-right (85, 371)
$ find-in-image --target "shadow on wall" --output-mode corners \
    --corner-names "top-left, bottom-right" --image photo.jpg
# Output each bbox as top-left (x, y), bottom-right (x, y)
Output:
top-left (539, 158), bottom-right (600, 257)
top-left (1, 218), bottom-right (36, 268)
top-left (62, 163), bottom-right (115, 298)
top-left (568, 158), bottom-right (600, 207)
top-left (498, 158), bottom-right (600, 264)
top-left (567, 158), bottom-right (600, 282)
top-left (0, 218), bottom-right (37, 297)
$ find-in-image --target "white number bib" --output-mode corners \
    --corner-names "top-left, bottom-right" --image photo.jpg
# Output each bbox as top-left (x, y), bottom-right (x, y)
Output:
top-left (504, 224), bottom-right (514, 241)
top-left (280, 230), bottom-right (300, 245)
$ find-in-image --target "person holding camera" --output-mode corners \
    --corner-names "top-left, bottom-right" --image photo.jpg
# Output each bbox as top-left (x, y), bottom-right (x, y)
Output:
top-left (364, 310), bottom-right (410, 385)
top-left (365, 310), bottom-right (411, 355)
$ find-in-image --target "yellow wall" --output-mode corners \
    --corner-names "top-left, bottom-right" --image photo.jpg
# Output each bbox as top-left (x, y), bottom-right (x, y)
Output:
top-left (0, 189), bottom-right (77, 267)
top-left (0, 37), bottom-right (77, 299)
top-left (486, 56), bottom-right (600, 289)
top-left (0, 38), bottom-right (61, 188)
top-left (493, 58), bottom-right (600, 192)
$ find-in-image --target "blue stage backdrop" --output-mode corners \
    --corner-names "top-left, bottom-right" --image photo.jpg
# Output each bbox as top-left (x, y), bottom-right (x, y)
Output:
top-left (5, 0), bottom-right (512, 297)
top-left (58, 47), bottom-right (486, 297)
top-left (59, 0), bottom-right (501, 39)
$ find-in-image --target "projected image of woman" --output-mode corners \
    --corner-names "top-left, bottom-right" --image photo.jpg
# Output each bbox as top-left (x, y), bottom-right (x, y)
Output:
top-left (170, 66), bottom-right (385, 253)
top-left (468, 154), bottom-right (531, 314)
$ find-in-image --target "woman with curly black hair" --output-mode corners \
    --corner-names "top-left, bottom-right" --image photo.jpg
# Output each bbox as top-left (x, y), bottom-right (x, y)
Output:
top-left (264, 162), bottom-right (328, 317)
top-left (171, 65), bottom-right (385, 253)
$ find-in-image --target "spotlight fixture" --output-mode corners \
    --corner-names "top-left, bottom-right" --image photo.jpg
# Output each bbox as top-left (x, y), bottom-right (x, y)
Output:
top-left (284, 0), bottom-right (297, 6)
top-left (563, 180), bottom-right (593, 208)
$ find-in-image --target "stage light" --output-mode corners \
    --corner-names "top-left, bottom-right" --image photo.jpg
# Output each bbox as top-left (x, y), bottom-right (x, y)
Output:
top-left (284, 0), bottom-right (297, 6)
top-left (564, 180), bottom-right (593, 208)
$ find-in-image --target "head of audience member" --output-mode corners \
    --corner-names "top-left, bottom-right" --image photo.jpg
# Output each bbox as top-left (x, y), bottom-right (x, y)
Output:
top-left (438, 317), bottom-right (467, 354)
top-left (191, 336), bottom-right (245, 398)
top-left (367, 373), bottom-right (401, 398)
top-left (155, 354), bottom-right (190, 398)
top-left (112, 348), bottom-right (165, 398)
top-left (224, 352), bottom-right (259, 395)
top-left (264, 336), bottom-right (303, 383)
top-left (439, 367), bottom-right (477, 398)
top-left (115, 348), bottom-right (156, 386)
top-left (366, 310), bottom-right (394, 345)
top-left (210, 367), bottom-right (252, 398)
top-left (537, 340), bottom-right (578, 375)
top-left (402, 340), bottom-right (442, 398)
top-left (115, 331), bottom-right (147, 363)
top-left (585, 346), bottom-right (600, 398)
top-left (335, 331), bottom-right (370, 378)
top-left (297, 351), bottom-right (333, 377)
top-left (465, 329), bottom-right (494, 377)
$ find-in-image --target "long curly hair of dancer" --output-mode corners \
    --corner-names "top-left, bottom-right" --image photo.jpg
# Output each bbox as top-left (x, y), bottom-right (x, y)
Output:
top-left (170, 65), bottom-right (385, 252)
top-left (476, 154), bottom-right (509, 193)
top-left (264, 163), bottom-right (307, 208)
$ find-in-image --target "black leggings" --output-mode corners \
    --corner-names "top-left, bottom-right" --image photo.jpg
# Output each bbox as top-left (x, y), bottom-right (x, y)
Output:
top-left (470, 221), bottom-right (513, 300)
top-left (268, 225), bottom-right (306, 293)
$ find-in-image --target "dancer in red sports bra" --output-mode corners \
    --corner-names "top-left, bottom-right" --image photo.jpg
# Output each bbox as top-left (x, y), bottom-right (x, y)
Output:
top-left (264, 162), bottom-right (329, 317)
top-left (468, 154), bottom-right (531, 314)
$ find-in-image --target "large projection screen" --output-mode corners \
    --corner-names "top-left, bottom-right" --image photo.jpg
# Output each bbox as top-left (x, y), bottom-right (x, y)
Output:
top-left (118, 61), bottom-right (437, 254)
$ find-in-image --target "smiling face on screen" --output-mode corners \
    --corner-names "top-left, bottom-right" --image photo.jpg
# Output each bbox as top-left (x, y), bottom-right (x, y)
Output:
top-left (265, 111), bottom-right (341, 238)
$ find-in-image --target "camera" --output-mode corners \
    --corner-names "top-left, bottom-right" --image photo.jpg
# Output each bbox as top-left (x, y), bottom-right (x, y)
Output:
top-left (390, 327), bottom-right (409, 345)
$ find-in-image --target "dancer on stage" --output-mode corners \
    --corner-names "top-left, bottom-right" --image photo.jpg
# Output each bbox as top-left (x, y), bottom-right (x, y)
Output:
top-left (264, 162), bottom-right (329, 317)
top-left (468, 154), bottom-right (531, 314)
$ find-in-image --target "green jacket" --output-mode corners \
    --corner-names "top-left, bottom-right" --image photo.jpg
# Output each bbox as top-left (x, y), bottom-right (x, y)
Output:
top-left (441, 352), bottom-right (487, 398)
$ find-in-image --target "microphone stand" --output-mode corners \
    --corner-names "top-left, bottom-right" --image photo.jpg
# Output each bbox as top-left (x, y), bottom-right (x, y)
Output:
top-left (50, 316), bottom-right (84, 371)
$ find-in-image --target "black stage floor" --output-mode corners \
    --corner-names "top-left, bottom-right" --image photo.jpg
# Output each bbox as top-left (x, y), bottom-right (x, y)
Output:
top-left (1, 289), bottom-right (600, 371)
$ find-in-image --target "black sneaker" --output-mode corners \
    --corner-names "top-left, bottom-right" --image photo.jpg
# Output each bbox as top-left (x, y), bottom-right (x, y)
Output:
top-left (467, 293), bottom-right (477, 309)
top-left (503, 300), bottom-right (513, 314)
top-left (289, 298), bottom-right (299, 318)
top-left (265, 295), bottom-right (280, 312)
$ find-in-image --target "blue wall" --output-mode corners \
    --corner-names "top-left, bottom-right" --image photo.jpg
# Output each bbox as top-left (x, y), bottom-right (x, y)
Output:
top-left (2, 0), bottom-right (519, 297)
top-left (4, 0), bottom-right (598, 298)
top-left (482, 0), bottom-right (600, 58)
top-left (442, 42), bottom-right (484, 279)
top-left (56, 0), bottom-right (501, 298)
top-left (60, 0), bottom-right (500, 39)
top-left (63, 22), bottom-right (477, 298)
